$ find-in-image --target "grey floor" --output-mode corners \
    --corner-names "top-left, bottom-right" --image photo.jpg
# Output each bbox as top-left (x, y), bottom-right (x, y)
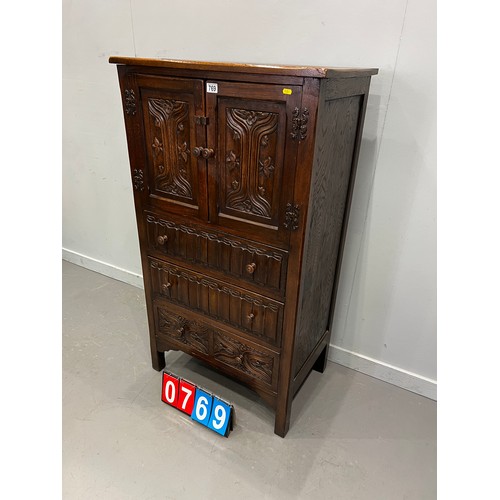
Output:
top-left (62, 260), bottom-right (436, 499)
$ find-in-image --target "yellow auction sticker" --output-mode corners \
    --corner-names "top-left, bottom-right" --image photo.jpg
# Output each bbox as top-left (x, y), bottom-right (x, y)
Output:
top-left (282, 88), bottom-right (292, 95)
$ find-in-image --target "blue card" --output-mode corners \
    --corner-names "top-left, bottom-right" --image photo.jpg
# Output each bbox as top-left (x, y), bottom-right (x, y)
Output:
top-left (191, 388), bottom-right (213, 427)
top-left (207, 397), bottom-right (232, 436)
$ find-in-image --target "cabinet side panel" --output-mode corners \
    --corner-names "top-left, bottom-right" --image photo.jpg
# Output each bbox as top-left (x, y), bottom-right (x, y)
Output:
top-left (293, 92), bottom-right (362, 376)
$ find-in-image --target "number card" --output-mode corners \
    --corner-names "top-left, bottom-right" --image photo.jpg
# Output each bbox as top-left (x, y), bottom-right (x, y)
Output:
top-left (191, 388), bottom-right (213, 427)
top-left (207, 397), bottom-right (232, 436)
top-left (176, 379), bottom-right (196, 415)
top-left (160, 371), bottom-right (234, 437)
top-left (161, 372), bottom-right (179, 407)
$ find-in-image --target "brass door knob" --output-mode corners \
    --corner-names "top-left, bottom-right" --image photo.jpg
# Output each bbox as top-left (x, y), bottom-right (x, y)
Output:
top-left (193, 147), bottom-right (203, 157)
top-left (247, 313), bottom-right (255, 322)
top-left (157, 235), bottom-right (168, 245)
top-left (161, 282), bottom-right (172, 293)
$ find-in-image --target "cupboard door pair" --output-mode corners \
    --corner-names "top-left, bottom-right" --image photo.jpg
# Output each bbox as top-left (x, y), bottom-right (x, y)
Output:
top-left (128, 74), bottom-right (301, 245)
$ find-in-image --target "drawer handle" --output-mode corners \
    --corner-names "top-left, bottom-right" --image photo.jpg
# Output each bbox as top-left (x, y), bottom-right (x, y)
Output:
top-left (236, 355), bottom-right (244, 364)
top-left (161, 282), bottom-right (172, 293)
top-left (247, 313), bottom-right (255, 322)
top-left (246, 263), bottom-right (257, 274)
top-left (193, 146), bottom-right (203, 157)
top-left (157, 235), bottom-right (168, 245)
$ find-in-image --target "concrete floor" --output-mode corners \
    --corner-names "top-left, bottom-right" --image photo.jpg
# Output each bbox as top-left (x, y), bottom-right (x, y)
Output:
top-left (62, 260), bottom-right (436, 499)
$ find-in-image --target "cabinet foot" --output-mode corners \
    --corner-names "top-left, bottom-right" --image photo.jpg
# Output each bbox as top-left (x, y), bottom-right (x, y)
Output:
top-left (274, 400), bottom-right (292, 437)
top-left (152, 350), bottom-right (166, 371)
top-left (312, 344), bottom-right (329, 374)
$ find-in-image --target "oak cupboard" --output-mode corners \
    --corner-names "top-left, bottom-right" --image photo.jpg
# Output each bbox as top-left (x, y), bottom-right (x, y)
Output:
top-left (109, 57), bottom-right (378, 437)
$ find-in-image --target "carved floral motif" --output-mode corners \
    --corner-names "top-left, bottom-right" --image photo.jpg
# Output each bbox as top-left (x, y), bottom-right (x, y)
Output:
top-left (284, 203), bottom-right (300, 230)
top-left (213, 333), bottom-right (274, 385)
top-left (157, 308), bottom-right (210, 354)
top-left (290, 107), bottom-right (309, 140)
top-left (124, 89), bottom-right (136, 115)
top-left (148, 97), bottom-right (192, 199)
top-left (132, 169), bottom-right (144, 191)
top-left (224, 107), bottom-right (279, 218)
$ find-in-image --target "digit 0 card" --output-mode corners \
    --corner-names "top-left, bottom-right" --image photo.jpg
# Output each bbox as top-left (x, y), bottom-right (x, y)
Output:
top-left (161, 371), bottom-right (234, 437)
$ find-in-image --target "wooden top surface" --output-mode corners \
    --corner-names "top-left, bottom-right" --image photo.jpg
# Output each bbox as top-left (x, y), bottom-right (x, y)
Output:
top-left (109, 56), bottom-right (378, 79)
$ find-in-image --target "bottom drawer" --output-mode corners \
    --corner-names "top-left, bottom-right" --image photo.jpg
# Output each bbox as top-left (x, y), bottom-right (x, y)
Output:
top-left (153, 301), bottom-right (279, 392)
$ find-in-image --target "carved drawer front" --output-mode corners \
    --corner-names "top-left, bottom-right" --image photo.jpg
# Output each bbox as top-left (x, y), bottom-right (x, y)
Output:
top-left (155, 304), bottom-right (210, 357)
top-left (154, 303), bottom-right (279, 390)
top-left (145, 212), bottom-right (287, 295)
top-left (149, 257), bottom-right (283, 346)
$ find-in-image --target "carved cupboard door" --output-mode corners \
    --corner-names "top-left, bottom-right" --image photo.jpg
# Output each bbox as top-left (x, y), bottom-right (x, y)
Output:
top-left (206, 82), bottom-right (302, 246)
top-left (134, 75), bottom-right (208, 220)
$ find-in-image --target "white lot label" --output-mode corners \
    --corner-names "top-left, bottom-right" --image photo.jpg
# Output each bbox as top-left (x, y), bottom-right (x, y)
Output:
top-left (206, 82), bottom-right (218, 93)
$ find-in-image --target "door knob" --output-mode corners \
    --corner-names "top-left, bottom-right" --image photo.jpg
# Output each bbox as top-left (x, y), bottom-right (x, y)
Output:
top-left (193, 147), bottom-right (215, 159)
top-left (201, 148), bottom-right (215, 159)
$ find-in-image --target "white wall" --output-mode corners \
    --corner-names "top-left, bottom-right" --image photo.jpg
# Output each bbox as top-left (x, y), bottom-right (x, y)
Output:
top-left (63, 0), bottom-right (436, 398)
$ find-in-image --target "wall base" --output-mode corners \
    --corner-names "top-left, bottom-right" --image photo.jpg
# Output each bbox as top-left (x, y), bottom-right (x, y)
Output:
top-left (328, 344), bottom-right (437, 400)
top-left (62, 248), bottom-right (144, 289)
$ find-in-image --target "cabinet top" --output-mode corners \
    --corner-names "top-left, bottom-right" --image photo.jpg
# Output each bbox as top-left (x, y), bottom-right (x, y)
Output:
top-left (109, 56), bottom-right (378, 79)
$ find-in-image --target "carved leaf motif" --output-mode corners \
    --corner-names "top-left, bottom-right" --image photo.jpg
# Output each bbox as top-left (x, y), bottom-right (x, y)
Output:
top-left (226, 150), bottom-right (240, 171)
top-left (259, 156), bottom-right (275, 178)
top-left (152, 137), bottom-right (163, 158)
top-left (157, 308), bottom-right (210, 354)
top-left (213, 333), bottom-right (273, 385)
top-left (178, 141), bottom-right (189, 163)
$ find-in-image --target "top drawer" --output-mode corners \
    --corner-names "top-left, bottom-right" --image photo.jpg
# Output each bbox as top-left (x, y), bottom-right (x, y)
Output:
top-left (144, 211), bottom-right (288, 295)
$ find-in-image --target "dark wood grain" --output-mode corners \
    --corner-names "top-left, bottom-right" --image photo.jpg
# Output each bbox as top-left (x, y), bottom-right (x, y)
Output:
top-left (148, 256), bottom-right (284, 347)
top-left (206, 81), bottom-right (301, 247)
top-left (144, 210), bottom-right (288, 296)
top-left (273, 77), bottom-right (321, 437)
top-left (111, 56), bottom-right (377, 437)
top-left (110, 56), bottom-right (378, 79)
top-left (293, 94), bottom-right (362, 375)
top-left (154, 301), bottom-right (280, 395)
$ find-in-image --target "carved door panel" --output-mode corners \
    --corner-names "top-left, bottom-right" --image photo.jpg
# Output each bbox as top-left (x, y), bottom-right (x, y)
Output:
top-left (206, 82), bottom-right (302, 246)
top-left (135, 75), bottom-right (208, 220)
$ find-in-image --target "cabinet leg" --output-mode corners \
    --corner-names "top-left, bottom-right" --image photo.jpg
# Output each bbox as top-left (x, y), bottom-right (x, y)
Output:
top-left (312, 344), bottom-right (329, 374)
top-left (152, 350), bottom-right (166, 371)
top-left (274, 398), bottom-right (292, 438)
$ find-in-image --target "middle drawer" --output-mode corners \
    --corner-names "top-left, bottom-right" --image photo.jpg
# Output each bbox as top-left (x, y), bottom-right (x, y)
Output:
top-left (148, 256), bottom-right (284, 347)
